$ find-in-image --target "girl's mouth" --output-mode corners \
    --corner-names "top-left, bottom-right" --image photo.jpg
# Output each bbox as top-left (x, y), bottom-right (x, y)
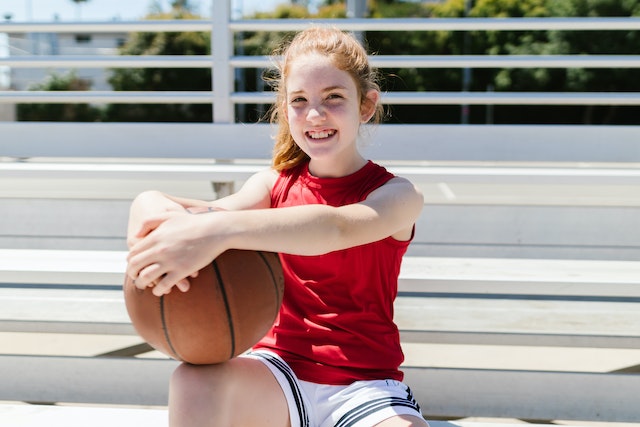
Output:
top-left (306, 129), bottom-right (336, 140)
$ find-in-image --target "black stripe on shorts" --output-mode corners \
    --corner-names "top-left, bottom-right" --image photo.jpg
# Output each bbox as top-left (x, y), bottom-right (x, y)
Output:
top-left (334, 390), bottom-right (422, 427)
top-left (251, 351), bottom-right (310, 427)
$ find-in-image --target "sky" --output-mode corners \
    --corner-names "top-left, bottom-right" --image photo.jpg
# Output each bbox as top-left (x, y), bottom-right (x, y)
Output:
top-left (0, 0), bottom-right (287, 22)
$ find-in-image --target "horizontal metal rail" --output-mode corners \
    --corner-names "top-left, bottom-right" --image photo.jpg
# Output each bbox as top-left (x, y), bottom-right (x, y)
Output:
top-left (0, 20), bottom-right (213, 33)
top-left (0, 91), bottom-right (214, 104)
top-left (382, 92), bottom-right (640, 106)
top-left (3, 17), bottom-right (640, 33)
top-left (4, 15), bottom-right (640, 117)
top-left (229, 17), bottom-right (640, 32)
top-left (3, 90), bottom-right (640, 105)
top-left (4, 54), bottom-right (640, 69)
top-left (1, 55), bottom-right (212, 68)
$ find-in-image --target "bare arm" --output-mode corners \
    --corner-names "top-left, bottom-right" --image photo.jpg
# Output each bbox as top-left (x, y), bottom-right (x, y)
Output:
top-left (224, 176), bottom-right (422, 254)
top-left (126, 175), bottom-right (423, 295)
top-left (126, 169), bottom-right (276, 248)
top-left (166, 168), bottom-right (276, 212)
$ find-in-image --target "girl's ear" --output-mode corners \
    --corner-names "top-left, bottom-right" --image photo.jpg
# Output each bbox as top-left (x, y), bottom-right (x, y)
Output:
top-left (360, 89), bottom-right (380, 123)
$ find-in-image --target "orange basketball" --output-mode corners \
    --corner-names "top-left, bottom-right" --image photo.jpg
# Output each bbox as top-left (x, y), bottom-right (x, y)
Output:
top-left (123, 250), bottom-right (284, 365)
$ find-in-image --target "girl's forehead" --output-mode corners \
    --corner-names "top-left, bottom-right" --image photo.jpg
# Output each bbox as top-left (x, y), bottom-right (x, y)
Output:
top-left (285, 53), bottom-right (355, 91)
top-left (287, 52), bottom-right (335, 73)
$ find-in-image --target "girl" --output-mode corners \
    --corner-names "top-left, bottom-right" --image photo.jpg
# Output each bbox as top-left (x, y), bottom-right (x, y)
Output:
top-left (126, 27), bottom-right (427, 427)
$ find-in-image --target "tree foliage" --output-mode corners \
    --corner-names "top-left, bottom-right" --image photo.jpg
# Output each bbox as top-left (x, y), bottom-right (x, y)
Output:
top-left (22, 0), bottom-right (640, 124)
top-left (17, 71), bottom-right (102, 122)
top-left (358, 0), bottom-right (640, 124)
top-left (103, 1), bottom-right (212, 122)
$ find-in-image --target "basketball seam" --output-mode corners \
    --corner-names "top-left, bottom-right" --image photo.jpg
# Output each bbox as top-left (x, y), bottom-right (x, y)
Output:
top-left (211, 259), bottom-right (236, 359)
top-left (257, 251), bottom-right (282, 307)
top-left (159, 295), bottom-right (182, 360)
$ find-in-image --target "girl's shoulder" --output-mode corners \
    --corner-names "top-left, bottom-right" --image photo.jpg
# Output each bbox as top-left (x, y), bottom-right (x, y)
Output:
top-left (254, 168), bottom-right (279, 185)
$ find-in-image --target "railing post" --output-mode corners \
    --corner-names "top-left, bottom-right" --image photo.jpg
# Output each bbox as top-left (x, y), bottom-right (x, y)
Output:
top-left (211, 0), bottom-right (234, 123)
top-left (346, 0), bottom-right (367, 43)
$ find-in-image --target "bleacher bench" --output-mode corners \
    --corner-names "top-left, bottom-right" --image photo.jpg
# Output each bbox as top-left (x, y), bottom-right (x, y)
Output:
top-left (2, 122), bottom-right (640, 423)
top-left (2, 123), bottom-right (640, 187)
top-left (1, 249), bottom-right (639, 422)
top-left (0, 403), bottom-right (604, 427)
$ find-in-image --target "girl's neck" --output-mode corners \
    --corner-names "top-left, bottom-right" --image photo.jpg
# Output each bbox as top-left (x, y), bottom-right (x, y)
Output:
top-left (308, 155), bottom-right (368, 178)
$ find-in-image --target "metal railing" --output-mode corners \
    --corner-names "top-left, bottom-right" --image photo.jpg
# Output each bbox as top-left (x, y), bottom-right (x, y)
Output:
top-left (2, 0), bottom-right (640, 123)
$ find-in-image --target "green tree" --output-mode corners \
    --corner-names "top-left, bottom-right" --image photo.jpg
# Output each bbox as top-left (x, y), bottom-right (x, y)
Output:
top-left (543, 0), bottom-right (640, 123)
top-left (364, 0), bottom-right (472, 123)
top-left (17, 70), bottom-right (102, 122)
top-left (102, 0), bottom-right (639, 124)
top-left (364, 0), bottom-right (640, 124)
top-left (103, 1), bottom-right (212, 122)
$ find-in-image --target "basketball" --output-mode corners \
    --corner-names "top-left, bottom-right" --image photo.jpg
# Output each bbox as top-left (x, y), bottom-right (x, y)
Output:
top-left (123, 250), bottom-right (284, 365)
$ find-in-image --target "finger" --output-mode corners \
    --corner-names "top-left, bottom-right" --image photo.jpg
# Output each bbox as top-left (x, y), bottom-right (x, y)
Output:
top-left (126, 242), bottom-right (161, 280)
top-left (151, 273), bottom-right (181, 297)
top-left (125, 256), bottom-right (145, 284)
top-left (126, 236), bottom-right (142, 250)
top-left (126, 257), bottom-right (143, 284)
top-left (175, 278), bottom-right (191, 293)
top-left (150, 282), bottom-right (167, 296)
top-left (135, 263), bottom-right (166, 289)
top-left (135, 216), bottom-right (168, 239)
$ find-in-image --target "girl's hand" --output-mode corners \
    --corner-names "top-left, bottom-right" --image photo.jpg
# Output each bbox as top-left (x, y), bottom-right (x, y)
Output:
top-left (127, 191), bottom-right (185, 248)
top-left (129, 207), bottom-right (219, 295)
top-left (126, 210), bottom-right (227, 296)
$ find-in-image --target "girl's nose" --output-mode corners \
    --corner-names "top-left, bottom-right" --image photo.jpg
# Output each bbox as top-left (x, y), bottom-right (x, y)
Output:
top-left (306, 105), bottom-right (326, 122)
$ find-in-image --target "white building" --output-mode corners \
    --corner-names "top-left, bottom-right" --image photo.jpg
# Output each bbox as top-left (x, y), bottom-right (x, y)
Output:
top-left (7, 30), bottom-right (127, 92)
top-left (0, 30), bottom-right (127, 121)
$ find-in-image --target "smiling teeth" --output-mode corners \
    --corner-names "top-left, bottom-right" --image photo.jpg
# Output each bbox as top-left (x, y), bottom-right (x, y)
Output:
top-left (308, 130), bottom-right (335, 139)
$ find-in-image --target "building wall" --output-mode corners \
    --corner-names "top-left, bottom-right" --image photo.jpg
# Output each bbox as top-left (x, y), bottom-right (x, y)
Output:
top-left (8, 31), bottom-right (127, 91)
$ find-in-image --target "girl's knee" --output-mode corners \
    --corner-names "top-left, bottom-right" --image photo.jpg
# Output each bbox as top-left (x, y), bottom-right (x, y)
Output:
top-left (169, 363), bottom-right (235, 426)
top-left (172, 362), bottom-right (207, 386)
top-left (169, 359), bottom-right (290, 427)
top-left (171, 363), bottom-right (202, 395)
top-left (171, 362), bottom-right (232, 398)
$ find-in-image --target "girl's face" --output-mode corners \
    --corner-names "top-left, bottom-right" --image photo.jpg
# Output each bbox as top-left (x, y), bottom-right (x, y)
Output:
top-left (284, 53), bottom-right (378, 177)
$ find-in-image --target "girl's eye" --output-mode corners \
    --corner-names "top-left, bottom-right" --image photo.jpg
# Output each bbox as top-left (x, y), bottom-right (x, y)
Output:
top-left (327, 93), bottom-right (343, 100)
top-left (290, 97), bottom-right (306, 104)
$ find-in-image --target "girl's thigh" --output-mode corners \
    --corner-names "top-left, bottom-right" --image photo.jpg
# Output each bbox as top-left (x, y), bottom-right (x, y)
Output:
top-left (374, 414), bottom-right (429, 427)
top-left (169, 356), bottom-right (291, 427)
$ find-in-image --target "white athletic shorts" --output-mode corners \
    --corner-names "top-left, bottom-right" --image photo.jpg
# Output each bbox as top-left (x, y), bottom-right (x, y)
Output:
top-left (244, 350), bottom-right (425, 427)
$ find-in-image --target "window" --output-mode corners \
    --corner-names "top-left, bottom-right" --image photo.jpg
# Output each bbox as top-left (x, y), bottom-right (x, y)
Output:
top-left (75, 34), bottom-right (92, 44)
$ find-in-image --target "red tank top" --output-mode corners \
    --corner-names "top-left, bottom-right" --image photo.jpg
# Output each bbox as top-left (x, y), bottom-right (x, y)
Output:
top-left (253, 160), bottom-right (412, 385)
